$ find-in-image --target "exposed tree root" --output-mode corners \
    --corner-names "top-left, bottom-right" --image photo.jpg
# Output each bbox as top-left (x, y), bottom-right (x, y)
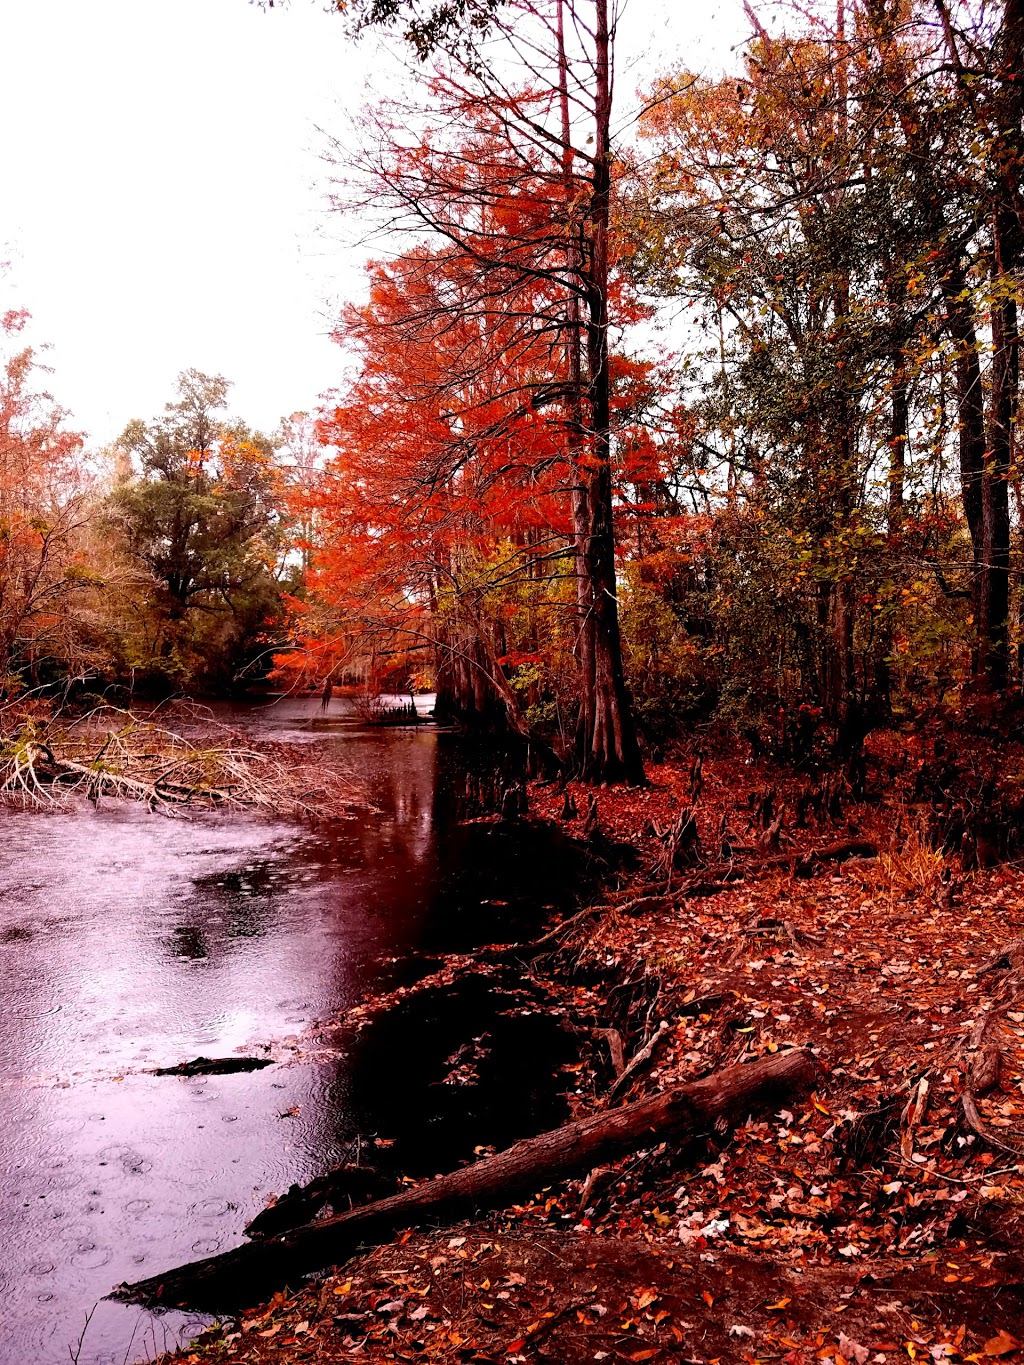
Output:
top-left (961, 939), bottom-right (1024, 1158)
top-left (603, 1019), bottom-right (672, 1105)
top-left (509, 840), bottom-right (878, 961)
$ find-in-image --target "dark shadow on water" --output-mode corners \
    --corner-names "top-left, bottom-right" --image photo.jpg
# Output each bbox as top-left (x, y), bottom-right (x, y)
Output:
top-left (345, 973), bottom-right (580, 1177)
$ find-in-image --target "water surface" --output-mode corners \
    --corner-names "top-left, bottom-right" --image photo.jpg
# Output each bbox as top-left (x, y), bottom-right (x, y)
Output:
top-left (0, 699), bottom-right (575, 1364)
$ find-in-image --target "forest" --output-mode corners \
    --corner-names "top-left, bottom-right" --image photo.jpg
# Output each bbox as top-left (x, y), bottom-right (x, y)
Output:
top-left (2, 0), bottom-right (1019, 779)
top-left (4, 0), bottom-right (1024, 1362)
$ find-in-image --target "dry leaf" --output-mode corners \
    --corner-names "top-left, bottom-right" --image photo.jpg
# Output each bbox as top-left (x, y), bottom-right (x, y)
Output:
top-left (983, 1330), bottom-right (1020, 1357)
top-left (838, 1332), bottom-right (870, 1364)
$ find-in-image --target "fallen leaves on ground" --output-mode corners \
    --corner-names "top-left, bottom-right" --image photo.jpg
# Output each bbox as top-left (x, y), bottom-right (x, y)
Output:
top-left (166, 740), bottom-right (1024, 1364)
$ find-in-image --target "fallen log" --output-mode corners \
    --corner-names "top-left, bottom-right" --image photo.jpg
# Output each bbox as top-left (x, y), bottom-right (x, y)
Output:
top-left (43, 752), bottom-right (184, 808)
top-left (750, 839), bottom-right (878, 876)
top-left (112, 1046), bottom-right (814, 1314)
top-left (246, 1164), bottom-right (400, 1240)
top-left (150, 1056), bottom-right (274, 1078)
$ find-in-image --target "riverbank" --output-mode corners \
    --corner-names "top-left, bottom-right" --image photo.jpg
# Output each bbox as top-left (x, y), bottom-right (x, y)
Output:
top-left (159, 737), bottom-right (1024, 1364)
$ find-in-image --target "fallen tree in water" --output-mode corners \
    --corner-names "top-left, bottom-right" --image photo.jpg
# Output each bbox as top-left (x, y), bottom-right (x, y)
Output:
top-left (113, 1046), bottom-right (815, 1313)
top-left (0, 701), bottom-right (364, 818)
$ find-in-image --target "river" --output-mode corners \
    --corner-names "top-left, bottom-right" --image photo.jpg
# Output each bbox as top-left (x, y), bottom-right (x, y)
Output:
top-left (0, 698), bottom-right (578, 1365)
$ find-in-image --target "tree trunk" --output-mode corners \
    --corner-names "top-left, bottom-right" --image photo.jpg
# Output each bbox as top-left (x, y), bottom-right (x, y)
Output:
top-left (980, 0), bottom-right (1024, 693)
top-left (941, 263), bottom-right (989, 675)
top-left (576, 0), bottom-right (644, 785)
top-left (933, 0), bottom-right (1022, 696)
top-left (888, 365), bottom-right (908, 532)
top-left (983, 235), bottom-right (1014, 692)
top-left (432, 627), bottom-right (531, 739)
top-left (556, 0), bottom-right (601, 772)
top-left (114, 1047), bottom-right (814, 1314)
top-left (873, 347), bottom-right (908, 717)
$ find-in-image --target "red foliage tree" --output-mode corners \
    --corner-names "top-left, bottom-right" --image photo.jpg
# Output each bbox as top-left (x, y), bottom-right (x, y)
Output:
top-left (295, 0), bottom-right (651, 780)
top-left (0, 308), bottom-right (94, 693)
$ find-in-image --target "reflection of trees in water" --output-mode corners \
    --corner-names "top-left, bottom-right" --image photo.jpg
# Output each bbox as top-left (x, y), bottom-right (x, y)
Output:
top-left (178, 860), bottom-right (284, 958)
top-left (339, 975), bottom-right (578, 1181)
top-left (0, 716), bottom-right (597, 1365)
top-left (379, 734), bottom-right (437, 865)
top-left (410, 736), bottom-right (584, 952)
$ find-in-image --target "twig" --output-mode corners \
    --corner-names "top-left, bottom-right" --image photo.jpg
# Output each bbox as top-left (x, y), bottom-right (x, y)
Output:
top-left (604, 1020), bottom-right (671, 1106)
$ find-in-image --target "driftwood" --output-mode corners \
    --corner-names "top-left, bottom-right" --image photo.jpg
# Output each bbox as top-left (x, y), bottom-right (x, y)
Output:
top-left (113, 1047), bottom-right (815, 1314)
top-left (0, 703), bottom-right (364, 818)
top-left (150, 1056), bottom-right (274, 1078)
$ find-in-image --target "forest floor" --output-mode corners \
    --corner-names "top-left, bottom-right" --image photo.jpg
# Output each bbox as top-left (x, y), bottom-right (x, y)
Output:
top-left (162, 731), bottom-right (1024, 1365)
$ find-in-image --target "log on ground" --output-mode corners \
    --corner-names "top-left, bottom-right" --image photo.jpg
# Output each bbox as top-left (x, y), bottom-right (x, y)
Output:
top-left (112, 1046), bottom-right (815, 1314)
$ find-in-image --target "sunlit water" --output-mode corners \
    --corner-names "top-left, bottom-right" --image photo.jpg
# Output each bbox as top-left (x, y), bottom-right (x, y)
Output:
top-left (0, 698), bottom-right (575, 1364)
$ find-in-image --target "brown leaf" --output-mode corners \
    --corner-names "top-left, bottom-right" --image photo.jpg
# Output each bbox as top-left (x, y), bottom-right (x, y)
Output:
top-left (983, 1330), bottom-right (1020, 1357)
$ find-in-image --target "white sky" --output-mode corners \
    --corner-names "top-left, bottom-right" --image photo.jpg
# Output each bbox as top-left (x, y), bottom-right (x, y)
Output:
top-left (0, 0), bottom-right (746, 448)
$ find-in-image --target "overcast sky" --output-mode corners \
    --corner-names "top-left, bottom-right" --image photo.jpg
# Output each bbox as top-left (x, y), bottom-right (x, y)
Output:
top-left (0, 0), bottom-right (746, 447)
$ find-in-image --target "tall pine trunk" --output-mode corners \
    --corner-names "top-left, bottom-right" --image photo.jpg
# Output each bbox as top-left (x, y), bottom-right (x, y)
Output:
top-left (573, 0), bottom-right (644, 784)
top-left (935, 0), bottom-right (1022, 696)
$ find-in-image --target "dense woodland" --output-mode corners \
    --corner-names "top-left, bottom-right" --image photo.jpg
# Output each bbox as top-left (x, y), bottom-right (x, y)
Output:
top-left (3, 0), bottom-right (1023, 785)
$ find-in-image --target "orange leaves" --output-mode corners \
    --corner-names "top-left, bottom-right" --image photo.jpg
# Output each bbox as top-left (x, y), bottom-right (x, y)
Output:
top-left (0, 308), bottom-right (90, 687)
top-left (293, 224), bottom-right (584, 686)
top-left (980, 1331), bottom-right (1021, 1358)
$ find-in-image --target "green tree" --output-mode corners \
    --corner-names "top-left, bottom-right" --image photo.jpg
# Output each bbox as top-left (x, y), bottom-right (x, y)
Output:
top-left (109, 370), bottom-right (290, 693)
